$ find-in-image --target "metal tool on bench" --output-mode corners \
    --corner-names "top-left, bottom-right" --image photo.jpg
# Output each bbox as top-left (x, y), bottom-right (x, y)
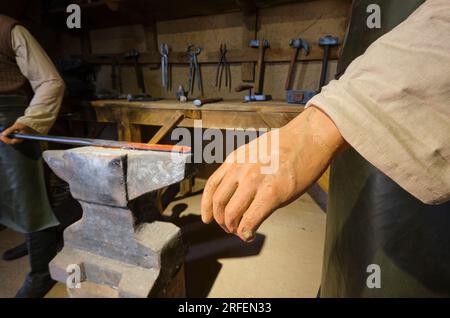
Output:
top-left (215, 44), bottom-right (231, 92)
top-left (235, 83), bottom-right (271, 102)
top-left (160, 43), bottom-right (170, 90)
top-left (124, 49), bottom-right (146, 93)
top-left (249, 39), bottom-right (269, 95)
top-left (193, 97), bottom-right (223, 107)
top-left (187, 44), bottom-right (203, 96)
top-left (176, 85), bottom-right (188, 102)
top-left (318, 35), bottom-right (339, 91)
top-left (1, 130), bottom-right (190, 153)
top-left (126, 93), bottom-right (162, 102)
top-left (285, 38), bottom-right (316, 105)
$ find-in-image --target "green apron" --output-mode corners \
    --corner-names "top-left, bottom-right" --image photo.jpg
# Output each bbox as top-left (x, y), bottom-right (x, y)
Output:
top-left (321, 0), bottom-right (450, 297)
top-left (0, 95), bottom-right (59, 233)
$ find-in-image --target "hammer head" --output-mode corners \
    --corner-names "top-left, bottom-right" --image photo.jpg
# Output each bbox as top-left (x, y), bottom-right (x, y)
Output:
top-left (319, 35), bottom-right (339, 46)
top-left (124, 49), bottom-right (140, 59)
top-left (289, 39), bottom-right (310, 55)
top-left (249, 39), bottom-right (270, 48)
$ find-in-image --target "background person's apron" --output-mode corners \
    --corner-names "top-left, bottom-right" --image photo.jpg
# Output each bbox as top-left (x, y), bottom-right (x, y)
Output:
top-left (321, 0), bottom-right (450, 297)
top-left (0, 95), bottom-right (58, 233)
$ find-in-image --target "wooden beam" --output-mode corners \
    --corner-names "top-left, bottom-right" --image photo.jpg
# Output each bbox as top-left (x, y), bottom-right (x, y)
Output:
top-left (78, 45), bottom-right (339, 65)
top-left (148, 110), bottom-right (185, 144)
top-left (113, 107), bottom-right (141, 142)
top-left (240, 0), bottom-right (258, 82)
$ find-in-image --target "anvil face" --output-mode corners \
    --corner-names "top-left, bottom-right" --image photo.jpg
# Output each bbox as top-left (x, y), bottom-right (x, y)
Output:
top-left (42, 146), bottom-right (191, 297)
top-left (44, 146), bottom-right (192, 207)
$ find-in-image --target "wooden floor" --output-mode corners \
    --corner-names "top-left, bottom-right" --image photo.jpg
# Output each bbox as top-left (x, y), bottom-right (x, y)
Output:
top-left (0, 180), bottom-right (326, 298)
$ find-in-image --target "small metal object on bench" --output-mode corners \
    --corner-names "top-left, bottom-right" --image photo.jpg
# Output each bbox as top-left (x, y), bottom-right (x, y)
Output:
top-left (193, 97), bottom-right (223, 107)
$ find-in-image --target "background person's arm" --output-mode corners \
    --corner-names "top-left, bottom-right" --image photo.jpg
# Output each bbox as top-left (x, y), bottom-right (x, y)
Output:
top-left (0, 25), bottom-right (64, 145)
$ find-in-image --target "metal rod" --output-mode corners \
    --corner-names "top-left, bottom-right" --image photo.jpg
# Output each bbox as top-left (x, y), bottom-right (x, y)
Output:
top-left (3, 132), bottom-right (190, 154)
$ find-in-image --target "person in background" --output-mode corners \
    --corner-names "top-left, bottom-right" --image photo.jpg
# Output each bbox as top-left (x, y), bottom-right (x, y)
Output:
top-left (0, 13), bottom-right (65, 297)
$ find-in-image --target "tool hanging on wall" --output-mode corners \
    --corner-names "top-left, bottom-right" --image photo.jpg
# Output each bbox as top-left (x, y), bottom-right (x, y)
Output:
top-left (187, 44), bottom-right (203, 96)
top-left (249, 39), bottom-right (269, 95)
top-left (285, 38), bottom-right (316, 105)
top-left (215, 44), bottom-right (231, 92)
top-left (160, 43), bottom-right (170, 90)
top-left (124, 49), bottom-right (146, 93)
top-left (117, 63), bottom-right (123, 94)
top-left (111, 58), bottom-right (117, 92)
top-left (285, 39), bottom-right (309, 90)
top-left (318, 35), bottom-right (339, 92)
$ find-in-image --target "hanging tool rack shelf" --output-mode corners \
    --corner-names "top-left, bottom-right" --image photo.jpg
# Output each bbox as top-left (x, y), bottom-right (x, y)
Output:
top-left (74, 45), bottom-right (340, 66)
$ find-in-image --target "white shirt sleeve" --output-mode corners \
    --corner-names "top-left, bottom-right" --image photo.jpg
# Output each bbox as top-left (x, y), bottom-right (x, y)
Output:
top-left (11, 25), bottom-right (65, 134)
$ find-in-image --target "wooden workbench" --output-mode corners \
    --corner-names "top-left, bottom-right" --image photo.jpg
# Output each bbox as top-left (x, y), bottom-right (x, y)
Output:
top-left (90, 99), bottom-right (329, 193)
top-left (91, 99), bottom-right (303, 140)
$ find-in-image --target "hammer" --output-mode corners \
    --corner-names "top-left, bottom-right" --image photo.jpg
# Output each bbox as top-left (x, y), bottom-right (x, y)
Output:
top-left (285, 39), bottom-right (310, 90)
top-left (249, 39), bottom-right (270, 95)
top-left (318, 35), bottom-right (339, 91)
top-left (124, 49), bottom-right (146, 93)
top-left (235, 83), bottom-right (271, 102)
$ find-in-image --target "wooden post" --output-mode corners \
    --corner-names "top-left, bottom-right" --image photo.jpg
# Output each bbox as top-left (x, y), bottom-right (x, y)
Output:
top-left (113, 107), bottom-right (142, 142)
top-left (240, 0), bottom-right (257, 82)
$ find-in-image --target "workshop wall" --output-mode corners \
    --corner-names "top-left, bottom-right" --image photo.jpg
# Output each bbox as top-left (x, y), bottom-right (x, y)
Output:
top-left (87, 0), bottom-right (350, 100)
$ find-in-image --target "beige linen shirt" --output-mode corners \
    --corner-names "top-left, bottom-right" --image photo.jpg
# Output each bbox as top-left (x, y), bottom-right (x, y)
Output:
top-left (307, 0), bottom-right (450, 204)
top-left (11, 25), bottom-right (64, 134)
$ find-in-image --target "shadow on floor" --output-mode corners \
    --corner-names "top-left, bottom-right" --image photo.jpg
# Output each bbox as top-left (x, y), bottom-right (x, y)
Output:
top-left (163, 202), bottom-right (266, 297)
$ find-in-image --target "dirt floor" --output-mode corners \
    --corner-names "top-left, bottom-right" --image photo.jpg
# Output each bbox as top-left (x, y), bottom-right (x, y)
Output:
top-left (0, 180), bottom-right (326, 298)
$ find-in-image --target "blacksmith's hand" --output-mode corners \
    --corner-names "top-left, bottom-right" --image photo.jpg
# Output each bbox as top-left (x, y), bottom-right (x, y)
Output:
top-left (200, 106), bottom-right (348, 242)
top-left (0, 122), bottom-right (37, 145)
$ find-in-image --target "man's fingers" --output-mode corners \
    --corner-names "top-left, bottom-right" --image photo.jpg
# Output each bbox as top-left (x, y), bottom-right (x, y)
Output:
top-left (212, 174), bottom-right (238, 232)
top-left (0, 135), bottom-right (13, 144)
top-left (0, 125), bottom-right (23, 145)
top-left (223, 183), bottom-right (256, 233)
top-left (201, 163), bottom-right (229, 223)
top-left (237, 188), bottom-right (278, 242)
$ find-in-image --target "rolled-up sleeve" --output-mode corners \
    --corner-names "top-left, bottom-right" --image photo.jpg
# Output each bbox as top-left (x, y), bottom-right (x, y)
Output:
top-left (306, 0), bottom-right (450, 204)
top-left (11, 25), bottom-right (65, 134)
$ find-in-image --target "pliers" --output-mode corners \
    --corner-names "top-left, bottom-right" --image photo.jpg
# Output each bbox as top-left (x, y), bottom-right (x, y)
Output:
top-left (187, 44), bottom-right (203, 96)
top-left (215, 44), bottom-right (231, 92)
top-left (160, 43), bottom-right (169, 90)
